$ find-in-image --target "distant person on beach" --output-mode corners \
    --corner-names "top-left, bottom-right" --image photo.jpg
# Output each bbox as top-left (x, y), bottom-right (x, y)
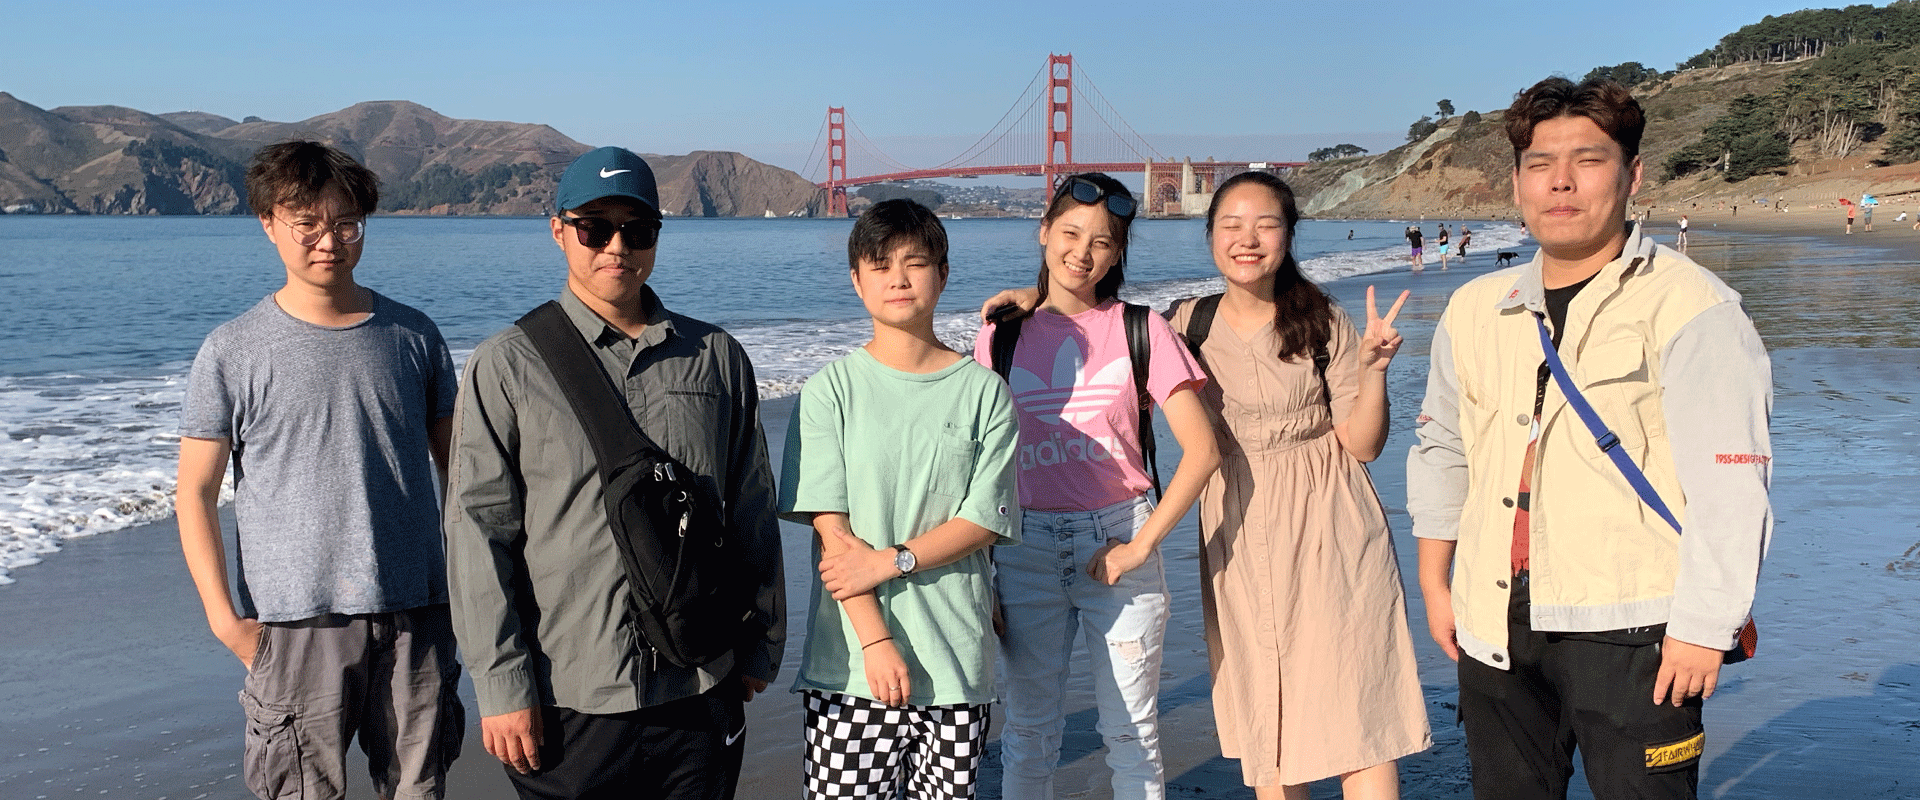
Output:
top-left (1409, 77), bottom-right (1773, 800)
top-left (1436, 223), bottom-right (1452, 269)
top-left (1406, 225), bottom-right (1425, 271)
top-left (1677, 214), bottom-right (1689, 250)
top-left (976, 172), bottom-right (1431, 799)
top-left (176, 141), bottom-right (466, 799)
top-left (1458, 225), bottom-right (1472, 261)
top-left (1862, 192), bottom-right (1877, 231)
top-left (973, 173), bottom-right (1220, 800)
top-left (1846, 198), bottom-right (1857, 234)
top-left (443, 146), bottom-right (785, 799)
top-left (779, 199), bottom-right (1019, 799)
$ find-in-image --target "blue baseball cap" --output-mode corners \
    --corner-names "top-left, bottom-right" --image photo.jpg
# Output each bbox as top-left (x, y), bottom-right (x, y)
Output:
top-left (556, 146), bottom-right (660, 216)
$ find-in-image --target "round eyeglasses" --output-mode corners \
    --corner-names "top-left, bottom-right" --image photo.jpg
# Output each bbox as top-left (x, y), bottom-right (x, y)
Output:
top-left (276, 216), bottom-right (365, 246)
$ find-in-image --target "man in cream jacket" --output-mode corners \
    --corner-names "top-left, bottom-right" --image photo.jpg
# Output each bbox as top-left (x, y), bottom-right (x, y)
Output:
top-left (1408, 77), bottom-right (1772, 799)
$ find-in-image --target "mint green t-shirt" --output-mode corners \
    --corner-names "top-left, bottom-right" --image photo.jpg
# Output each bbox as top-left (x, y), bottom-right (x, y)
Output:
top-left (778, 348), bottom-right (1021, 706)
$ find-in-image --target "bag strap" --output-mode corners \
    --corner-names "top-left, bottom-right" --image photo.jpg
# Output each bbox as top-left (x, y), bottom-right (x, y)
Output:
top-left (988, 313), bottom-right (1025, 384)
top-left (1124, 303), bottom-right (1163, 501)
top-left (1534, 313), bottom-right (1681, 533)
top-left (515, 301), bottom-right (663, 480)
top-left (1182, 293), bottom-right (1222, 359)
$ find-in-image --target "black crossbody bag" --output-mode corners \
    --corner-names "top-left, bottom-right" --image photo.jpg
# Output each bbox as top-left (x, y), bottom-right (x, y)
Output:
top-left (515, 301), bottom-right (758, 669)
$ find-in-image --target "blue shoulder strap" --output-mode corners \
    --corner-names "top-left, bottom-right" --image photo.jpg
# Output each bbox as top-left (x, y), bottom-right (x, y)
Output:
top-left (1534, 314), bottom-right (1682, 534)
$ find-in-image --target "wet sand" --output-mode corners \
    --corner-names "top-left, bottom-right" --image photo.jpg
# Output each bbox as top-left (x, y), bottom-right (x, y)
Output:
top-left (4, 224), bottom-right (1918, 799)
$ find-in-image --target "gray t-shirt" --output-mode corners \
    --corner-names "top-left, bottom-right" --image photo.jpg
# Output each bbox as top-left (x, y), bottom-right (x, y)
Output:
top-left (180, 291), bottom-right (458, 622)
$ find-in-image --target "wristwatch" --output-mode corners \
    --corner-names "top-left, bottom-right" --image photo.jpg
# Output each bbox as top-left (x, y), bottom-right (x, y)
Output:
top-left (892, 544), bottom-right (917, 576)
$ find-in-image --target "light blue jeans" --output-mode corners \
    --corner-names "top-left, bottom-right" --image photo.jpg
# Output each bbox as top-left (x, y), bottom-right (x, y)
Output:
top-left (997, 495), bottom-right (1168, 800)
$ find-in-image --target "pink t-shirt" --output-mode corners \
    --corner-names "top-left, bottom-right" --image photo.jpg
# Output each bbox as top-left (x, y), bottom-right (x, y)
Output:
top-left (973, 301), bottom-right (1207, 512)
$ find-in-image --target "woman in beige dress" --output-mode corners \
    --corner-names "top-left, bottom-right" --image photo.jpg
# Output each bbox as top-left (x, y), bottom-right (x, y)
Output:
top-left (1167, 171), bottom-right (1429, 798)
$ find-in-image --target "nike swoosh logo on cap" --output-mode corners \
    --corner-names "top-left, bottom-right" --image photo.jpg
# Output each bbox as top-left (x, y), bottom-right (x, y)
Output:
top-left (600, 168), bottom-right (631, 178)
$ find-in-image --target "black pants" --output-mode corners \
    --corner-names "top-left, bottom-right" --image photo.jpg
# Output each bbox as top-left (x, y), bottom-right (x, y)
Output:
top-left (1458, 619), bottom-right (1704, 800)
top-left (506, 688), bottom-right (747, 800)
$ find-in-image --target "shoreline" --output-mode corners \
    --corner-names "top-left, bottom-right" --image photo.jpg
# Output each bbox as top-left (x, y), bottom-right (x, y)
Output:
top-left (4, 222), bottom-right (1919, 798)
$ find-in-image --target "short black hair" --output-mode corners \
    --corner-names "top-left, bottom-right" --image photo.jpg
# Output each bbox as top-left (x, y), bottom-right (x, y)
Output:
top-left (847, 199), bottom-right (949, 271)
top-left (245, 140), bottom-right (379, 218)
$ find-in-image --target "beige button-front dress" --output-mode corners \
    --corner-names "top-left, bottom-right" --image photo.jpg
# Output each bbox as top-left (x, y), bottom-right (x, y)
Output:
top-left (1168, 300), bottom-right (1431, 787)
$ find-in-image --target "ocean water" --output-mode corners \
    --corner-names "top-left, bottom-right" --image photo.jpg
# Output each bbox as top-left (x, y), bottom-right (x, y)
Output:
top-left (0, 215), bottom-right (1525, 584)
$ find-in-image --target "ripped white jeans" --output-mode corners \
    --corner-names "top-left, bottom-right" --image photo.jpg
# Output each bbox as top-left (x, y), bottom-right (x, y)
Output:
top-left (997, 494), bottom-right (1168, 800)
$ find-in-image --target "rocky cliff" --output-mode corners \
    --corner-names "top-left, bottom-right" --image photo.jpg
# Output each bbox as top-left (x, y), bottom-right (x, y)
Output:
top-left (0, 94), bottom-right (827, 217)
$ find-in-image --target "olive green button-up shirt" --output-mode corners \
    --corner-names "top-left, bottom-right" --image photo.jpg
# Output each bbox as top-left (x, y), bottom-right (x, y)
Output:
top-left (446, 287), bottom-right (785, 718)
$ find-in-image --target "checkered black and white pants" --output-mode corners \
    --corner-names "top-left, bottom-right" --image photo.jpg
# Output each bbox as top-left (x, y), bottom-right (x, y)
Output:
top-left (801, 690), bottom-right (990, 799)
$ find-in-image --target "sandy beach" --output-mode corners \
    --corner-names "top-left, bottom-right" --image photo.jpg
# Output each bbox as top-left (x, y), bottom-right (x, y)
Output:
top-left (4, 219), bottom-right (1918, 799)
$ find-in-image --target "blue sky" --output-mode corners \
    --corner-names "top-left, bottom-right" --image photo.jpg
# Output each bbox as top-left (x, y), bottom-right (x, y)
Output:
top-left (0, 0), bottom-right (1825, 180)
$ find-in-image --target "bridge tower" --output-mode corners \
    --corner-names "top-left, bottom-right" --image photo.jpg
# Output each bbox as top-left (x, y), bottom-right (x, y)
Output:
top-left (826, 106), bottom-right (849, 217)
top-left (1043, 53), bottom-right (1073, 189)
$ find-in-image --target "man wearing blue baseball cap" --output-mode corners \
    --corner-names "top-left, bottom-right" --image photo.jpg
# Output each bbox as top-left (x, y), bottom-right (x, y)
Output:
top-left (445, 146), bottom-right (786, 799)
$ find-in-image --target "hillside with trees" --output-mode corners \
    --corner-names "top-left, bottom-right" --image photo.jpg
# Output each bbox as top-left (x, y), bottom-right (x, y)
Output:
top-left (1293, 2), bottom-right (1920, 218)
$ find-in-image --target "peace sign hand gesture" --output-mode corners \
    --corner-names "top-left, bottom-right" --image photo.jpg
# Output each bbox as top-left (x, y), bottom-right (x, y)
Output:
top-left (1359, 285), bottom-right (1410, 373)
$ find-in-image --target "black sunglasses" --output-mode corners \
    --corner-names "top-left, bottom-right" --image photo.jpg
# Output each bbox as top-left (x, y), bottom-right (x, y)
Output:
top-left (1059, 176), bottom-right (1137, 218)
top-left (559, 215), bottom-right (661, 250)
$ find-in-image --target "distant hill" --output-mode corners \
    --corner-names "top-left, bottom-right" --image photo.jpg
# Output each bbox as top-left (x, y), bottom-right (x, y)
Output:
top-left (0, 94), bottom-right (827, 217)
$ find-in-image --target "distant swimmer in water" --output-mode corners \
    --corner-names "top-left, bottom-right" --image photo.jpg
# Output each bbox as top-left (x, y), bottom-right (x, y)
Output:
top-left (1348, 229), bottom-right (1355, 240)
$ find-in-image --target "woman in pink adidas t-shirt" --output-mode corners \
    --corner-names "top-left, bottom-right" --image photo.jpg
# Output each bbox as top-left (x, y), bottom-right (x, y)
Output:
top-left (973, 173), bottom-right (1220, 800)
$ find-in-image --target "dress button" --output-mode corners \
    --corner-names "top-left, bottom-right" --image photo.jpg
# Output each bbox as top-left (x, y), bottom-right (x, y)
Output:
top-left (1516, 414), bottom-right (1529, 425)
top-left (1492, 653), bottom-right (1505, 663)
top-left (1497, 579), bottom-right (1508, 589)
top-left (1502, 497), bottom-right (1515, 508)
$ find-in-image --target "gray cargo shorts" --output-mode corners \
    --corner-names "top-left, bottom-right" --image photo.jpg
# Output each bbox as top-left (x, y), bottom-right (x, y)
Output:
top-left (239, 604), bottom-right (464, 800)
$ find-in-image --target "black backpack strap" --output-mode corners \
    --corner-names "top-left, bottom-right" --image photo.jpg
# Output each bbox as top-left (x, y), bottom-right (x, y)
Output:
top-left (514, 301), bottom-right (661, 478)
top-left (1182, 293), bottom-right (1223, 360)
top-left (1123, 303), bottom-right (1163, 501)
top-left (989, 313), bottom-right (1025, 383)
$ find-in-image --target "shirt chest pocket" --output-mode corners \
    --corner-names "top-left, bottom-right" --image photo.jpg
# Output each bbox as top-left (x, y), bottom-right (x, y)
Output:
top-left (927, 430), bottom-right (979, 500)
top-left (639, 382), bottom-right (729, 471)
top-left (1572, 338), bottom-right (1663, 452)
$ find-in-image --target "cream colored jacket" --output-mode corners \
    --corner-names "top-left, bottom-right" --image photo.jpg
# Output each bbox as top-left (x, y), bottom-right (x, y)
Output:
top-left (1408, 224), bottom-right (1772, 670)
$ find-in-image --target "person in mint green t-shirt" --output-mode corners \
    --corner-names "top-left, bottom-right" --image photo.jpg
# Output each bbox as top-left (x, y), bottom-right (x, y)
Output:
top-left (779, 199), bottom-right (1019, 799)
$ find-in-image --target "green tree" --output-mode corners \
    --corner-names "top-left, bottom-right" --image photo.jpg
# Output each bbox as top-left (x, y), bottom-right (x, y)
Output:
top-left (1665, 93), bottom-right (1794, 180)
top-left (1308, 143), bottom-right (1370, 162)
top-left (1406, 116), bottom-right (1439, 143)
top-left (1581, 62), bottom-right (1665, 87)
top-left (1437, 99), bottom-right (1455, 118)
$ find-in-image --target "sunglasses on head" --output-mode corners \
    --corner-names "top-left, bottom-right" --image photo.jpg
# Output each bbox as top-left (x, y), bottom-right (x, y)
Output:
top-left (1059, 176), bottom-right (1137, 219)
top-left (559, 214), bottom-right (661, 250)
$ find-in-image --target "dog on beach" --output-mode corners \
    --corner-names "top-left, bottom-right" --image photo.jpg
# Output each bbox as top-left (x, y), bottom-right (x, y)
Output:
top-left (1496, 251), bottom-right (1518, 267)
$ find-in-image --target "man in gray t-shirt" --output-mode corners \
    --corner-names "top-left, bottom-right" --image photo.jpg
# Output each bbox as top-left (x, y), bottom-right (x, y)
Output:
top-left (176, 141), bottom-right (464, 800)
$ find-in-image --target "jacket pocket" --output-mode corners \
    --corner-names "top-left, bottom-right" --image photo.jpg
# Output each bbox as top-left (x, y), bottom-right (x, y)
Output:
top-left (239, 690), bottom-right (304, 799)
top-left (1573, 338), bottom-right (1658, 455)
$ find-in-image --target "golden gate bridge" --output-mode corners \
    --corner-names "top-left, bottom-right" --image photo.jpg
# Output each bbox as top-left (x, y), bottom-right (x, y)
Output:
top-left (801, 54), bottom-right (1304, 217)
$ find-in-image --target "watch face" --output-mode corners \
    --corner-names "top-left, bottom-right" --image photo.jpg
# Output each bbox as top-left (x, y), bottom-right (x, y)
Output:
top-left (895, 547), bottom-right (916, 574)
